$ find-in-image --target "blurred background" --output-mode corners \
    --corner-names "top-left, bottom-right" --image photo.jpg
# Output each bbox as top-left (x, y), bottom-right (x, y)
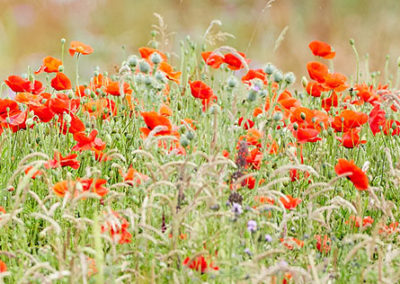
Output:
top-left (1, 0), bottom-right (400, 83)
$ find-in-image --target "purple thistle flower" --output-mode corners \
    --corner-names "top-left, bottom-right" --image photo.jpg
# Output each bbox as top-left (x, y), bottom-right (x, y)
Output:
top-left (247, 220), bottom-right (257, 233)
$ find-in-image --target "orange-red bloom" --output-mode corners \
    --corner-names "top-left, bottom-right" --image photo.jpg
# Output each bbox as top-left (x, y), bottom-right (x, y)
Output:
top-left (69, 41), bottom-right (94, 56)
top-left (336, 129), bottom-right (367, 148)
top-left (279, 194), bottom-right (301, 210)
top-left (183, 255), bottom-right (219, 274)
top-left (201, 51), bottom-right (224, 68)
top-left (35, 56), bottom-right (62, 74)
top-left (51, 73), bottom-right (72, 90)
top-left (309, 40), bottom-right (336, 59)
top-left (280, 237), bottom-right (304, 250)
top-left (307, 62), bottom-right (329, 83)
top-left (315, 234), bottom-right (332, 254)
top-left (0, 260), bottom-right (6, 273)
top-left (101, 211), bottom-right (132, 244)
top-left (45, 151), bottom-right (80, 170)
top-left (72, 130), bottom-right (105, 152)
top-left (335, 159), bottom-right (369, 190)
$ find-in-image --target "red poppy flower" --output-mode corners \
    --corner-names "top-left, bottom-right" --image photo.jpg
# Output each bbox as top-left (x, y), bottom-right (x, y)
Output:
top-left (140, 111), bottom-right (173, 137)
top-left (53, 180), bottom-right (76, 197)
top-left (121, 165), bottom-right (149, 186)
top-left (335, 159), bottom-right (369, 190)
top-left (5, 75), bottom-right (32, 93)
top-left (58, 113), bottom-right (85, 135)
top-left (105, 81), bottom-right (132, 96)
top-left (201, 51), bottom-right (224, 69)
top-left (369, 105), bottom-right (386, 135)
top-left (293, 127), bottom-right (321, 144)
top-left (280, 237), bottom-right (304, 249)
top-left (69, 41), bottom-right (94, 56)
top-left (101, 211), bottom-right (132, 244)
top-left (79, 178), bottom-right (108, 197)
top-left (45, 151), bottom-right (80, 170)
top-left (279, 194), bottom-right (301, 210)
top-left (0, 260), bottom-right (7, 273)
top-left (183, 255), bottom-right (219, 273)
top-left (51, 73), bottom-right (72, 91)
top-left (321, 92), bottom-right (339, 112)
top-left (223, 52), bottom-right (247, 70)
top-left (49, 93), bottom-right (80, 115)
top-left (315, 234), bottom-right (332, 254)
top-left (324, 72), bottom-right (347, 91)
top-left (309, 40), bottom-right (336, 59)
top-left (0, 99), bottom-right (20, 119)
top-left (242, 69), bottom-right (267, 85)
top-left (306, 82), bottom-right (327, 97)
top-left (307, 62), bottom-right (329, 83)
top-left (336, 129), bottom-right (367, 148)
top-left (24, 165), bottom-right (43, 179)
top-left (331, 110), bottom-right (368, 132)
top-left (346, 215), bottom-right (374, 228)
top-left (35, 56), bottom-right (62, 74)
top-left (159, 62), bottom-right (181, 84)
top-left (72, 130), bottom-right (105, 152)
top-left (138, 47), bottom-right (167, 62)
top-left (189, 81), bottom-right (214, 100)
top-left (0, 109), bottom-right (28, 132)
top-left (238, 117), bottom-right (255, 130)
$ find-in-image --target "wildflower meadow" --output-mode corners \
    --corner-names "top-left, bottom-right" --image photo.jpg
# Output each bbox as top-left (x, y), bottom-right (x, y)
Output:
top-left (2, 10), bottom-right (400, 284)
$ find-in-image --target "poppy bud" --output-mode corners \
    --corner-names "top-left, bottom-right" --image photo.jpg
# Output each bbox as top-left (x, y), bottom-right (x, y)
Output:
top-left (63, 113), bottom-right (72, 123)
top-left (300, 112), bottom-right (306, 120)
top-left (61, 38), bottom-right (66, 44)
top-left (264, 63), bottom-right (276, 75)
top-left (58, 65), bottom-right (64, 72)
top-left (349, 39), bottom-right (355, 46)
top-left (26, 118), bottom-right (34, 127)
top-left (180, 136), bottom-right (189, 147)
top-left (273, 71), bottom-right (283, 83)
top-left (293, 122), bottom-right (298, 130)
top-left (284, 72), bottom-right (296, 85)
top-left (128, 56), bottom-right (138, 68)
top-left (259, 90), bottom-right (267, 98)
top-left (139, 60), bottom-right (150, 74)
top-left (150, 52), bottom-right (162, 65)
top-left (155, 71), bottom-right (166, 82)
top-left (273, 112), bottom-right (283, 121)
top-left (247, 89), bottom-right (257, 102)
top-left (151, 30), bottom-right (157, 38)
top-left (136, 73), bottom-right (144, 84)
top-left (227, 76), bottom-right (237, 88)
top-left (144, 76), bottom-right (153, 86)
top-left (301, 76), bottom-right (308, 88)
top-left (186, 131), bottom-right (195, 140)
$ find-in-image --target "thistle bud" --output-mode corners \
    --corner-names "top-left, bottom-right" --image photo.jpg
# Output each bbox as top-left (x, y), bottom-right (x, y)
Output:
top-left (273, 71), bottom-right (283, 83)
top-left (128, 56), bottom-right (138, 68)
top-left (284, 72), bottom-right (296, 85)
top-left (264, 63), bottom-right (276, 75)
top-left (150, 52), bottom-right (162, 65)
top-left (139, 60), bottom-right (150, 74)
top-left (180, 136), bottom-right (189, 147)
top-left (227, 76), bottom-right (237, 88)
